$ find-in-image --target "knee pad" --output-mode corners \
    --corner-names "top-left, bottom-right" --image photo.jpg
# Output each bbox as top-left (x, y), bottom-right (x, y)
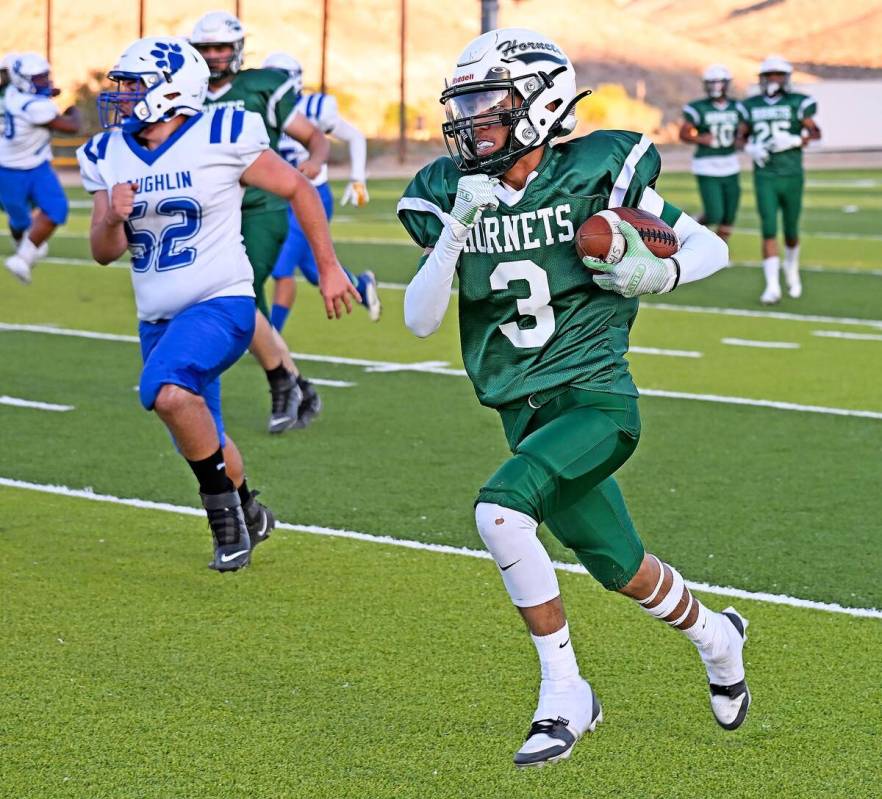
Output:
top-left (474, 502), bottom-right (559, 608)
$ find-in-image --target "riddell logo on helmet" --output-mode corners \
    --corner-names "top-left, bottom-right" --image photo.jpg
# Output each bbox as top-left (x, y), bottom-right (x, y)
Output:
top-left (497, 40), bottom-right (562, 58)
top-left (451, 74), bottom-right (475, 85)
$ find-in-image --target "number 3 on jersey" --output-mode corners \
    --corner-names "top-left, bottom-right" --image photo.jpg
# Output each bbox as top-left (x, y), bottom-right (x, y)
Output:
top-left (125, 196), bottom-right (202, 273)
top-left (490, 259), bottom-right (555, 349)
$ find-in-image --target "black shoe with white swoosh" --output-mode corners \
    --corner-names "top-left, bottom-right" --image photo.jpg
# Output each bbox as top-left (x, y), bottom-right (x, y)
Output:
top-left (241, 489), bottom-right (275, 549)
top-left (201, 490), bottom-right (252, 572)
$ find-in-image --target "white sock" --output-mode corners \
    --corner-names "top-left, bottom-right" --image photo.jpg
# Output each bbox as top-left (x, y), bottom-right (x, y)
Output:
top-left (762, 256), bottom-right (781, 289)
top-left (784, 245), bottom-right (800, 271)
top-left (17, 235), bottom-right (38, 265)
top-left (531, 622), bottom-right (579, 683)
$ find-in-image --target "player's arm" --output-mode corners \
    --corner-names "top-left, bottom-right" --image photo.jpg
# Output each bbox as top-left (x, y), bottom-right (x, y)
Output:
top-left (88, 183), bottom-right (136, 265)
top-left (283, 112), bottom-right (330, 181)
top-left (678, 122), bottom-right (712, 147)
top-left (734, 120), bottom-right (749, 149)
top-left (242, 149), bottom-right (358, 318)
top-left (801, 116), bottom-right (821, 142)
top-left (330, 116), bottom-right (369, 206)
top-left (46, 105), bottom-right (82, 134)
top-left (403, 174), bottom-right (498, 337)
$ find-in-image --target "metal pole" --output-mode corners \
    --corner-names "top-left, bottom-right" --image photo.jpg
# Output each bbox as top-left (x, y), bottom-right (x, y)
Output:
top-left (481, 0), bottom-right (498, 33)
top-left (398, 0), bottom-right (406, 163)
top-left (45, 0), bottom-right (52, 62)
top-left (235, 0), bottom-right (241, 20)
top-left (139, 0), bottom-right (145, 37)
top-left (320, 0), bottom-right (329, 94)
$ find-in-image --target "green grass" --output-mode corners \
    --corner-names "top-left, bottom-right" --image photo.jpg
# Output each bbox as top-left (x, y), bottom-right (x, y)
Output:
top-left (1, 171), bottom-right (881, 797)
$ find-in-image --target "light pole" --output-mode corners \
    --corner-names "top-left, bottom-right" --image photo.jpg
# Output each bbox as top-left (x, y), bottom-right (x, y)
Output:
top-left (481, 0), bottom-right (498, 32)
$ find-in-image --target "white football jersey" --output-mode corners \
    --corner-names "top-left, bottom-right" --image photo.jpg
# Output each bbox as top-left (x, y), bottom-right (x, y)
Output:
top-left (77, 108), bottom-right (269, 322)
top-left (278, 92), bottom-right (340, 186)
top-left (0, 85), bottom-right (58, 169)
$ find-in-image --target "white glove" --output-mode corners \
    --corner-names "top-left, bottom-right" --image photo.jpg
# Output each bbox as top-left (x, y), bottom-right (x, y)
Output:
top-left (586, 221), bottom-right (678, 298)
top-left (744, 140), bottom-right (770, 167)
top-left (768, 132), bottom-right (804, 153)
top-left (451, 174), bottom-right (499, 228)
top-left (341, 181), bottom-right (370, 207)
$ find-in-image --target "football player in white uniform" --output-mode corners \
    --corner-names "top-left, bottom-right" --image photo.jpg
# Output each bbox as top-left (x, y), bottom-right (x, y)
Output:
top-left (77, 37), bottom-right (357, 571)
top-left (262, 52), bottom-right (381, 329)
top-left (1, 53), bottom-right (81, 283)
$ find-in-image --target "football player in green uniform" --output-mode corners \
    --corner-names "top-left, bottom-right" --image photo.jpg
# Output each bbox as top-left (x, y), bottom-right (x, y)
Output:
top-left (399, 28), bottom-right (747, 768)
top-left (190, 11), bottom-right (355, 432)
top-left (679, 65), bottom-right (748, 242)
top-left (741, 56), bottom-right (820, 304)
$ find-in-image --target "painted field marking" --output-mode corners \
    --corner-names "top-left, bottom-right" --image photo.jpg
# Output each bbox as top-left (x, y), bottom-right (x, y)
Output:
top-left (2, 321), bottom-right (880, 420)
top-left (644, 302), bottom-right (882, 331)
top-left (0, 395), bottom-right (74, 412)
top-left (722, 338), bottom-right (801, 349)
top-left (1, 476), bottom-right (878, 620)
top-left (308, 378), bottom-right (356, 388)
top-left (813, 330), bottom-right (882, 342)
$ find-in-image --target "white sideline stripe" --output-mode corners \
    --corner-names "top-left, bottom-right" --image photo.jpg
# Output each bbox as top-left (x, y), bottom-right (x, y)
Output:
top-left (2, 322), bottom-right (880, 419)
top-left (644, 302), bottom-right (882, 331)
top-left (722, 337), bottom-right (801, 349)
top-left (813, 330), bottom-right (882, 342)
top-left (308, 378), bottom-right (355, 388)
top-left (640, 389), bottom-right (882, 420)
top-left (0, 395), bottom-right (73, 412)
top-left (1, 475), bottom-right (879, 620)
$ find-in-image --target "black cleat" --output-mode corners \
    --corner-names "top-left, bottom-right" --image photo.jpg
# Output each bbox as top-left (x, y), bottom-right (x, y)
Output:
top-left (293, 376), bottom-right (322, 428)
top-left (268, 372), bottom-right (303, 434)
top-left (201, 490), bottom-right (251, 572)
top-left (241, 489), bottom-right (275, 549)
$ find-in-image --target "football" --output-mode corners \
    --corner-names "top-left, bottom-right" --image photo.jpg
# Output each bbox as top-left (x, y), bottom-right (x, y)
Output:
top-left (575, 207), bottom-right (679, 273)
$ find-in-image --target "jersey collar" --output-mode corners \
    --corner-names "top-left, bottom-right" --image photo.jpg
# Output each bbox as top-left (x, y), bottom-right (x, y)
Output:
top-left (494, 145), bottom-right (556, 208)
top-left (123, 112), bottom-right (203, 166)
top-left (206, 82), bottom-right (233, 101)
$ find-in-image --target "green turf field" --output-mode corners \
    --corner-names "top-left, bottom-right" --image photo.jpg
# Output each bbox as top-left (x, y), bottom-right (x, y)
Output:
top-left (1, 170), bottom-right (880, 798)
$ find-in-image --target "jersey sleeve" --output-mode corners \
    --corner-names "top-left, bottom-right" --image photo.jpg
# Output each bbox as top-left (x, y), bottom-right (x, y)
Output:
top-left (314, 94), bottom-right (340, 134)
top-left (397, 159), bottom-right (459, 249)
top-left (76, 133), bottom-right (108, 193)
top-left (682, 103), bottom-right (700, 125)
top-left (21, 97), bottom-right (58, 125)
top-left (265, 72), bottom-right (300, 133)
top-left (797, 95), bottom-right (818, 120)
top-left (234, 110), bottom-right (271, 168)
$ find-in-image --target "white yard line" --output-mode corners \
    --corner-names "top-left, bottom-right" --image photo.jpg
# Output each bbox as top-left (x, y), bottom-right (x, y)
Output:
top-left (721, 338), bottom-right (801, 349)
top-left (2, 321), bottom-right (879, 420)
top-left (813, 330), bottom-right (882, 342)
top-left (308, 378), bottom-right (355, 388)
top-left (0, 395), bottom-right (74, 412)
top-left (1, 476), bottom-right (878, 620)
top-left (643, 302), bottom-right (882, 331)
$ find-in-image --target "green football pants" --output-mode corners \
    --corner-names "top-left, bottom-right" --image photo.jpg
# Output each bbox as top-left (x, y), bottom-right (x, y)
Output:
top-left (477, 387), bottom-right (645, 590)
top-left (696, 173), bottom-right (741, 226)
top-left (754, 172), bottom-right (804, 240)
top-left (241, 208), bottom-right (289, 317)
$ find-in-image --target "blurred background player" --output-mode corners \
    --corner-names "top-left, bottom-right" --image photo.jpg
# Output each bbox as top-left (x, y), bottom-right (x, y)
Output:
top-left (741, 55), bottom-right (820, 304)
top-left (0, 53), bottom-right (81, 283)
top-left (679, 65), bottom-right (747, 243)
top-left (263, 52), bottom-right (381, 331)
top-left (78, 37), bottom-right (356, 570)
top-left (190, 11), bottom-right (338, 432)
top-left (0, 53), bottom-right (16, 112)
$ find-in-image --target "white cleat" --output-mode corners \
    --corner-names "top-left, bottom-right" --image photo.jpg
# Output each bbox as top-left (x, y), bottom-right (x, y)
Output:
top-left (784, 267), bottom-right (802, 298)
top-left (5, 254), bottom-right (33, 285)
top-left (706, 607), bottom-right (751, 731)
top-left (35, 241), bottom-right (49, 260)
top-left (359, 270), bottom-right (382, 322)
top-left (760, 285), bottom-right (781, 305)
top-left (514, 677), bottom-right (602, 768)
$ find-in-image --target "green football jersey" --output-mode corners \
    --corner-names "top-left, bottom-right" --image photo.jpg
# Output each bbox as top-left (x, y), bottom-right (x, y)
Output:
top-left (398, 131), bottom-right (683, 409)
top-left (204, 68), bottom-right (300, 214)
top-left (682, 97), bottom-right (746, 177)
top-left (742, 92), bottom-right (817, 176)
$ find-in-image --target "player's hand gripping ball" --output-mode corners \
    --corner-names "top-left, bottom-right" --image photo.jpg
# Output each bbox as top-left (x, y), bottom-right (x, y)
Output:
top-left (575, 207), bottom-right (679, 273)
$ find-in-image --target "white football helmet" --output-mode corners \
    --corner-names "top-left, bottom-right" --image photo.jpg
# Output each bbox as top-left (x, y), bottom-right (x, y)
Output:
top-left (702, 64), bottom-right (732, 100)
top-left (262, 52), bottom-right (303, 95)
top-left (10, 53), bottom-right (53, 96)
top-left (440, 28), bottom-right (589, 175)
top-left (759, 55), bottom-right (792, 97)
top-left (189, 11), bottom-right (245, 80)
top-left (97, 37), bottom-right (209, 132)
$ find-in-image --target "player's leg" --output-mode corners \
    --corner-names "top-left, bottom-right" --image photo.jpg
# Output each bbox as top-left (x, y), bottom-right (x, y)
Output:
top-left (697, 175), bottom-right (724, 233)
top-left (269, 207), bottom-right (306, 332)
top-left (755, 172), bottom-right (781, 304)
top-left (1, 166), bottom-right (40, 283)
top-left (222, 433), bottom-right (275, 549)
top-left (139, 296), bottom-right (257, 571)
top-left (717, 172), bottom-right (740, 242)
top-left (270, 276), bottom-right (296, 331)
top-left (780, 174), bottom-right (805, 299)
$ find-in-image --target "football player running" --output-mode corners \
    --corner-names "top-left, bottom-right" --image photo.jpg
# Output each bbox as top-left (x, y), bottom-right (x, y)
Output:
top-left (1, 53), bottom-right (81, 284)
top-left (190, 11), bottom-right (345, 432)
top-left (679, 65), bottom-right (748, 243)
top-left (77, 38), bottom-right (356, 571)
top-left (398, 29), bottom-right (748, 768)
top-left (741, 56), bottom-right (820, 304)
top-left (262, 52), bottom-right (381, 331)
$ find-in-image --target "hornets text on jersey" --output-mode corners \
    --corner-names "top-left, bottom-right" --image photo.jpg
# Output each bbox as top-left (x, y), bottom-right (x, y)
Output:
top-left (398, 131), bottom-right (683, 409)
top-left (681, 97), bottom-right (747, 177)
top-left (76, 108), bottom-right (269, 321)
